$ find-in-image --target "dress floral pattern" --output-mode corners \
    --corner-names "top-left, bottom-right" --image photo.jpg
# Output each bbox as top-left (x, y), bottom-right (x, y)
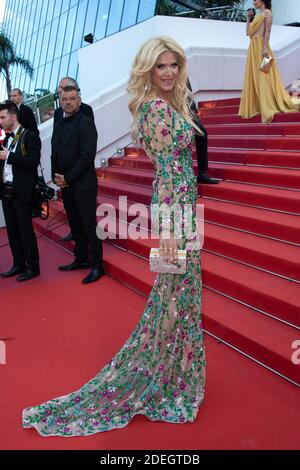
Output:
top-left (22, 98), bottom-right (206, 437)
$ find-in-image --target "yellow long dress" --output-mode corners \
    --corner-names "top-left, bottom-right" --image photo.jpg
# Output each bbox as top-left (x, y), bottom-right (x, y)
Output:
top-left (239, 10), bottom-right (300, 123)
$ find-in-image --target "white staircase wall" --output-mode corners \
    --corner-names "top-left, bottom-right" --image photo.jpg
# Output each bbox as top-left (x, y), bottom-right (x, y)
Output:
top-left (272, 0), bottom-right (300, 26)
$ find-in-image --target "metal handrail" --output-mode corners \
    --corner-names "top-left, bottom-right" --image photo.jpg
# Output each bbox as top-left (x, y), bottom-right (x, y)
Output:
top-left (24, 91), bottom-right (56, 105)
top-left (24, 92), bottom-right (58, 125)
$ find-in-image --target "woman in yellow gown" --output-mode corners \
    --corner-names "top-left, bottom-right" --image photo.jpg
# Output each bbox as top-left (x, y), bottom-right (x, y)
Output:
top-left (239, 0), bottom-right (300, 123)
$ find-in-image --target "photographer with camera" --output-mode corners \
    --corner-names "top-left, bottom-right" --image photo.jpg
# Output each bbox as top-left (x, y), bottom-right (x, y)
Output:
top-left (0, 101), bottom-right (41, 282)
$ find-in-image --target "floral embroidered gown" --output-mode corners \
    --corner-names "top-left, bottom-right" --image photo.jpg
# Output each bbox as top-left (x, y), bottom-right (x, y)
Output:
top-left (22, 98), bottom-right (206, 437)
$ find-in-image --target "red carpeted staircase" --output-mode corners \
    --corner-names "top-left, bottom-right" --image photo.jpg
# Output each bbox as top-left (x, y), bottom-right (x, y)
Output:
top-left (33, 97), bottom-right (300, 387)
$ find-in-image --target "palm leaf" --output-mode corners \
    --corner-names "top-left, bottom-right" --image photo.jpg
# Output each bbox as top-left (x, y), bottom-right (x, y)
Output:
top-left (0, 30), bottom-right (34, 96)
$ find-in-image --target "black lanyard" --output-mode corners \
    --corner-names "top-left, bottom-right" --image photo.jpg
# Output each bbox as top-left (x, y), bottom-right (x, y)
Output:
top-left (7, 127), bottom-right (25, 152)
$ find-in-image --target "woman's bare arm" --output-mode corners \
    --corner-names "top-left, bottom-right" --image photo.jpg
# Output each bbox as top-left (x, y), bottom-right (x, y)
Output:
top-left (246, 17), bottom-right (251, 36)
top-left (263, 10), bottom-right (273, 55)
top-left (246, 10), bottom-right (253, 36)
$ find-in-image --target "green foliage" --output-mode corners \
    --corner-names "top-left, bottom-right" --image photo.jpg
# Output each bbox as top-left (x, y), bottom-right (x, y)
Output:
top-left (156, 0), bottom-right (182, 16)
top-left (156, 0), bottom-right (243, 17)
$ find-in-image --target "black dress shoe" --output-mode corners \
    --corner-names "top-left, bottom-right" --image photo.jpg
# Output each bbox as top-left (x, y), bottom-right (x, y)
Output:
top-left (82, 268), bottom-right (105, 285)
top-left (60, 232), bottom-right (75, 242)
top-left (59, 261), bottom-right (89, 272)
top-left (197, 173), bottom-right (220, 184)
top-left (16, 269), bottom-right (40, 282)
top-left (1, 266), bottom-right (25, 278)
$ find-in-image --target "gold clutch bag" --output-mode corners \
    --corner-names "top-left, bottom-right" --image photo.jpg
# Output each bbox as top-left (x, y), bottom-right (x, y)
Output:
top-left (260, 56), bottom-right (273, 73)
top-left (149, 248), bottom-right (187, 274)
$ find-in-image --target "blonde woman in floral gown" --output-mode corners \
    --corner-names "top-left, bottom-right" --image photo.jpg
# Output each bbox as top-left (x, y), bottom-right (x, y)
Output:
top-left (239, 0), bottom-right (300, 123)
top-left (22, 36), bottom-right (206, 437)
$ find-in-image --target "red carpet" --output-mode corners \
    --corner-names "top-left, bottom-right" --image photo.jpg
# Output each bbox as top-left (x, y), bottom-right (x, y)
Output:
top-left (206, 123), bottom-right (300, 136)
top-left (29, 202), bottom-right (299, 384)
top-left (1, 232), bottom-right (300, 450)
top-left (113, 150), bottom-right (300, 170)
top-left (92, 96), bottom-right (300, 387)
top-left (99, 165), bottom-right (300, 191)
top-left (208, 136), bottom-right (300, 151)
top-left (202, 112), bottom-right (300, 125)
top-left (30, 94), bottom-right (300, 387)
top-left (1, 95), bottom-right (300, 450)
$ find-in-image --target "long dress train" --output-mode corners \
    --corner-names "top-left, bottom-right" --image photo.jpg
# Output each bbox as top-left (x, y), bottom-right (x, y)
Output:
top-left (22, 98), bottom-right (206, 437)
top-left (239, 10), bottom-right (300, 123)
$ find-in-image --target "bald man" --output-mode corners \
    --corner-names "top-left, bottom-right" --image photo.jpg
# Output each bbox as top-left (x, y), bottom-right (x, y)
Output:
top-left (54, 77), bottom-right (94, 124)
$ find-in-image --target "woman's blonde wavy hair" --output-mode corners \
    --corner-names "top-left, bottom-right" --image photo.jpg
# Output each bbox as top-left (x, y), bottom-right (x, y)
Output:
top-left (127, 36), bottom-right (202, 142)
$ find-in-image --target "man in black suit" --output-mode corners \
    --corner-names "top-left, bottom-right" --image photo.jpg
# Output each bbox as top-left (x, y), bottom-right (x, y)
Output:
top-left (52, 86), bottom-right (105, 285)
top-left (54, 77), bottom-right (94, 243)
top-left (0, 102), bottom-right (41, 281)
top-left (187, 80), bottom-right (219, 185)
top-left (10, 89), bottom-right (39, 136)
top-left (54, 77), bottom-right (94, 125)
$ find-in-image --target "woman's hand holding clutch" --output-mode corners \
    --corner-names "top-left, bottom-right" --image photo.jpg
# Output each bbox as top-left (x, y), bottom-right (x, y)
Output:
top-left (260, 53), bottom-right (273, 73)
top-left (150, 234), bottom-right (187, 274)
top-left (160, 232), bottom-right (178, 264)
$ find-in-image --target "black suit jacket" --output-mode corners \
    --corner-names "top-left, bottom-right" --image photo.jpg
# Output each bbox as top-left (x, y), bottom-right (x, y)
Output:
top-left (18, 103), bottom-right (39, 136)
top-left (0, 130), bottom-right (41, 203)
top-left (51, 112), bottom-right (98, 191)
top-left (53, 102), bottom-right (95, 125)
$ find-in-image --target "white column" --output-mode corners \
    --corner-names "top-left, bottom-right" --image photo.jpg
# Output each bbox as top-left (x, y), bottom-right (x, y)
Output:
top-left (269, 0), bottom-right (299, 25)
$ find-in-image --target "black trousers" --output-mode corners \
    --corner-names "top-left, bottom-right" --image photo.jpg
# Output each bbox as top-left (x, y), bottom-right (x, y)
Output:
top-left (195, 122), bottom-right (209, 174)
top-left (2, 196), bottom-right (39, 270)
top-left (62, 188), bottom-right (103, 270)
